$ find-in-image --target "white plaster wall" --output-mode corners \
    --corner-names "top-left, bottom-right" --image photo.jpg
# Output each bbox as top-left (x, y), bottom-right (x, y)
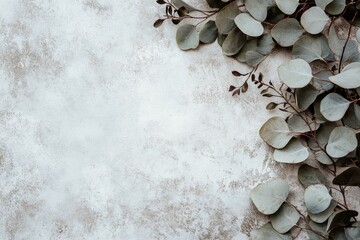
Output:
top-left (1, 1), bottom-right (348, 240)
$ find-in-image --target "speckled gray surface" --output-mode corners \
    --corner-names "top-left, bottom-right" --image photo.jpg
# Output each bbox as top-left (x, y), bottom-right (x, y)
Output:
top-left (1, 1), bottom-right (358, 240)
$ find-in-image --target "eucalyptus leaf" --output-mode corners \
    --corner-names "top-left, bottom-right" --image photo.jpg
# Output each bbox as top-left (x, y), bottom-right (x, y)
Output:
top-left (328, 25), bottom-right (343, 57)
top-left (172, 0), bottom-right (198, 12)
top-left (292, 35), bottom-right (325, 63)
top-left (270, 203), bottom-right (300, 234)
top-left (343, 103), bottom-right (360, 129)
top-left (327, 210), bottom-right (359, 232)
top-left (298, 164), bottom-right (327, 188)
top-left (320, 93), bottom-right (350, 121)
top-left (325, 0), bottom-right (346, 15)
top-left (205, 0), bottom-right (228, 8)
top-left (309, 200), bottom-right (337, 223)
top-left (235, 39), bottom-right (258, 62)
top-left (275, 0), bottom-right (299, 15)
top-left (245, 0), bottom-right (272, 22)
top-left (222, 28), bottom-right (246, 56)
top-left (288, 115), bottom-right (319, 133)
top-left (251, 178), bottom-right (289, 215)
top-left (329, 62), bottom-right (360, 89)
top-left (271, 18), bottom-right (304, 47)
top-left (257, 33), bottom-right (275, 55)
top-left (313, 70), bottom-right (334, 91)
top-left (250, 223), bottom-right (292, 240)
top-left (313, 99), bottom-right (327, 124)
top-left (357, 29), bottom-right (360, 43)
top-left (259, 116), bottom-right (292, 149)
top-left (295, 84), bottom-right (319, 111)
top-left (301, 7), bottom-right (329, 34)
top-left (273, 138), bottom-right (309, 163)
top-left (234, 13), bottom-right (264, 37)
top-left (315, 0), bottom-right (333, 9)
top-left (333, 167), bottom-right (360, 187)
top-left (176, 24), bottom-right (200, 50)
top-left (217, 34), bottom-right (227, 46)
top-left (315, 151), bottom-right (334, 165)
top-left (199, 21), bottom-right (218, 44)
top-left (304, 184), bottom-right (332, 214)
top-left (215, 2), bottom-right (239, 34)
top-left (326, 126), bottom-right (357, 158)
top-left (329, 229), bottom-right (347, 240)
top-left (308, 124), bottom-right (335, 149)
top-left (278, 59), bottom-right (312, 88)
top-left (308, 221), bottom-right (328, 240)
top-left (246, 51), bottom-right (265, 67)
top-left (345, 222), bottom-right (360, 240)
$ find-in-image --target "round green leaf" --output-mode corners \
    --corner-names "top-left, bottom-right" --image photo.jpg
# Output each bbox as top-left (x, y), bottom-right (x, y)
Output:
top-left (234, 39), bottom-right (257, 62)
top-left (298, 164), bottom-right (326, 188)
top-left (176, 24), bottom-right (199, 50)
top-left (251, 178), bottom-right (289, 215)
top-left (275, 0), bottom-right (299, 15)
top-left (292, 35), bottom-right (324, 63)
top-left (309, 200), bottom-right (337, 223)
top-left (345, 222), bottom-right (360, 240)
top-left (288, 115), bottom-right (319, 133)
top-left (172, 0), bottom-right (198, 12)
top-left (320, 93), bottom-right (350, 121)
top-left (205, 0), bottom-right (228, 8)
top-left (329, 62), bottom-right (360, 89)
top-left (270, 203), bottom-right (300, 234)
top-left (215, 2), bottom-right (239, 34)
top-left (295, 84), bottom-right (319, 111)
top-left (250, 223), bottom-right (292, 240)
top-left (257, 33), bottom-right (275, 55)
top-left (313, 70), bottom-right (334, 91)
top-left (245, 0), bottom-right (272, 22)
top-left (273, 138), bottom-right (309, 163)
top-left (199, 21), bottom-right (218, 44)
top-left (246, 51), bottom-right (265, 67)
top-left (308, 124), bottom-right (335, 150)
top-left (271, 18), bottom-right (304, 47)
top-left (278, 59), bottom-right (312, 88)
top-left (222, 27), bottom-right (246, 56)
top-left (304, 184), bottom-right (332, 214)
top-left (315, 0), bottom-right (333, 9)
top-left (259, 116), bottom-right (292, 149)
top-left (325, 0), bottom-right (346, 15)
top-left (315, 151), bottom-right (334, 165)
top-left (326, 127), bottom-right (357, 158)
top-left (301, 7), bottom-right (329, 34)
top-left (308, 221), bottom-right (328, 240)
top-left (333, 167), bottom-right (360, 187)
top-left (234, 13), bottom-right (264, 37)
top-left (343, 103), bottom-right (360, 129)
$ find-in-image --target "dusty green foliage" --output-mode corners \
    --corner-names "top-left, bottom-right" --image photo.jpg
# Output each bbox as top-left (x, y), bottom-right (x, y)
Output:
top-left (155, 0), bottom-right (360, 238)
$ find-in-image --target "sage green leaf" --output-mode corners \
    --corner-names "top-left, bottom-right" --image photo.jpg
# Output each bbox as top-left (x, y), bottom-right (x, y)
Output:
top-left (345, 222), bottom-right (360, 240)
top-left (217, 34), bottom-right (227, 46)
top-left (333, 167), bottom-right (360, 186)
top-left (301, 7), bottom-right (329, 34)
top-left (309, 200), bottom-right (337, 223)
top-left (245, 0), bottom-right (274, 22)
top-left (246, 51), bottom-right (265, 67)
top-left (342, 40), bottom-right (358, 63)
top-left (257, 33), bottom-right (275, 55)
top-left (315, 0), bottom-right (333, 9)
top-left (325, 0), bottom-right (346, 15)
top-left (205, 0), bottom-right (227, 8)
top-left (251, 178), bottom-right (289, 215)
top-left (315, 151), bottom-right (334, 165)
top-left (176, 24), bottom-right (200, 50)
top-left (288, 115), bottom-right (319, 133)
top-left (199, 21), bottom-right (218, 44)
top-left (304, 184), bottom-right (332, 214)
top-left (273, 138), bottom-right (309, 163)
top-left (308, 221), bottom-right (328, 240)
top-left (328, 25), bottom-right (342, 57)
top-left (259, 116), bottom-right (292, 149)
top-left (327, 210), bottom-right (359, 232)
top-left (295, 84), bottom-right (319, 111)
top-left (250, 223), bottom-right (292, 240)
top-left (234, 39), bottom-right (257, 62)
top-left (271, 18), bottom-right (304, 47)
top-left (308, 124), bottom-right (335, 149)
top-left (329, 62), bottom-right (360, 89)
top-left (292, 35), bottom-right (324, 63)
top-left (343, 103), bottom-right (360, 129)
top-left (357, 29), bottom-right (360, 43)
top-left (172, 0), bottom-right (198, 12)
top-left (234, 13), bottom-right (264, 37)
top-left (270, 203), bottom-right (300, 234)
top-left (275, 0), bottom-right (299, 15)
top-left (215, 2), bottom-right (239, 34)
top-left (320, 93), bottom-right (350, 121)
top-left (222, 28), bottom-right (246, 56)
top-left (298, 164), bottom-right (326, 188)
top-left (278, 59), bottom-right (312, 88)
top-left (313, 100), bottom-right (327, 123)
top-left (326, 126), bottom-right (357, 158)
top-left (313, 70), bottom-right (334, 91)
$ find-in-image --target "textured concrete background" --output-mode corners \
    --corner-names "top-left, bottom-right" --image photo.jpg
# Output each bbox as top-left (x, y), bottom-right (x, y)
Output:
top-left (1, 0), bottom-right (351, 239)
